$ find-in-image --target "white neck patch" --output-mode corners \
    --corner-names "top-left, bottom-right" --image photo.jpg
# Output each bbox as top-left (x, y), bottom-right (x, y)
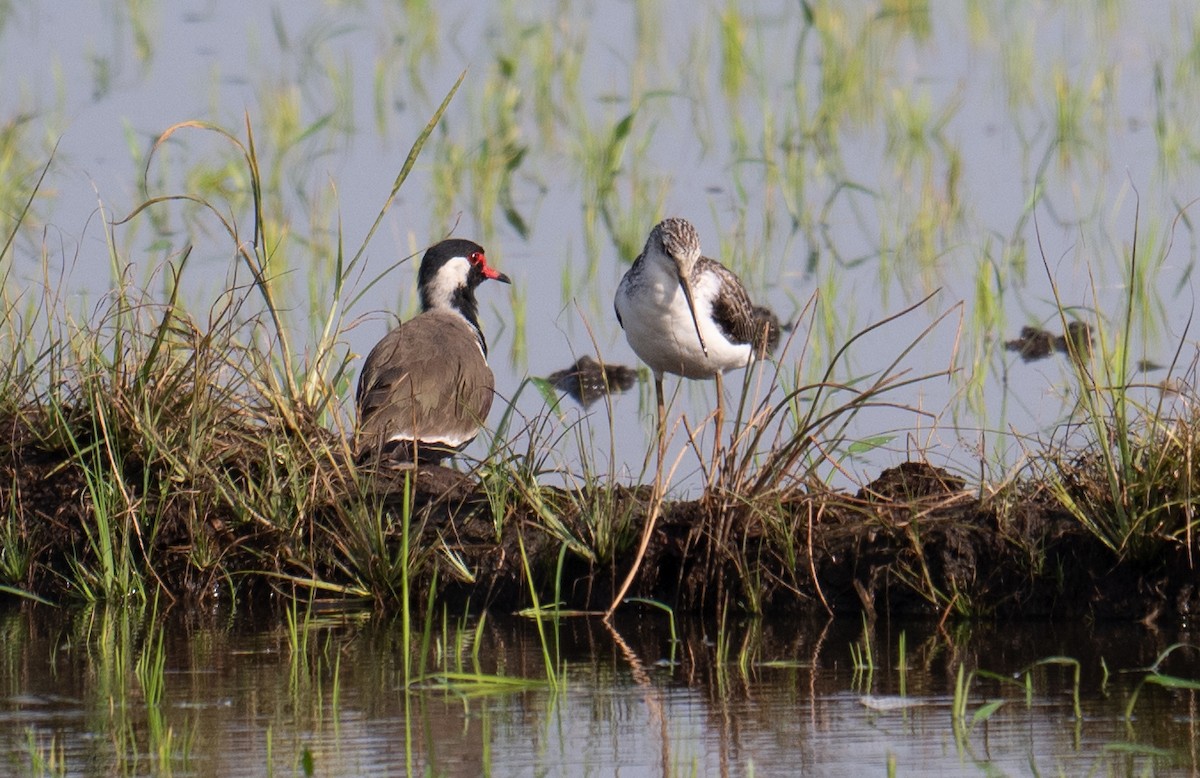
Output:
top-left (425, 255), bottom-right (471, 310)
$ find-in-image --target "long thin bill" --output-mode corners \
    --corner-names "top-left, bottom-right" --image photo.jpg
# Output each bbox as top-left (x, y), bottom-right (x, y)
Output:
top-left (677, 275), bottom-right (708, 358)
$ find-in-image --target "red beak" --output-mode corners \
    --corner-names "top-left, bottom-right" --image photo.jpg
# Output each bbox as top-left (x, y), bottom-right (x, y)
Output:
top-left (480, 256), bottom-right (511, 284)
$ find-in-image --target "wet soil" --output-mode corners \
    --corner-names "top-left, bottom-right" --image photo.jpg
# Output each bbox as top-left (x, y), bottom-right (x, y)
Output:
top-left (391, 460), bottom-right (1197, 622)
top-left (2, 416), bottom-right (1196, 621)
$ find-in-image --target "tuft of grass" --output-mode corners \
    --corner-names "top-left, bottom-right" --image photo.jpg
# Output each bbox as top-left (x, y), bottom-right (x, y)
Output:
top-left (0, 76), bottom-right (468, 607)
top-left (692, 290), bottom-right (957, 610)
top-left (1032, 208), bottom-right (1198, 564)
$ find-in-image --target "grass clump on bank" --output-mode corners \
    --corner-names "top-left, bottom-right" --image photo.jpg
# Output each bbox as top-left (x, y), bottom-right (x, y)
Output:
top-left (0, 111), bottom-right (1197, 623)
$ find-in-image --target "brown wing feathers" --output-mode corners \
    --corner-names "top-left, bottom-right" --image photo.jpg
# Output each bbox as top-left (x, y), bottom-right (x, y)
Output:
top-left (355, 311), bottom-right (494, 457)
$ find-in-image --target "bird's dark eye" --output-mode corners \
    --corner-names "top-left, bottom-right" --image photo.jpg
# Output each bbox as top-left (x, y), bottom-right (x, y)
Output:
top-left (470, 251), bottom-right (485, 265)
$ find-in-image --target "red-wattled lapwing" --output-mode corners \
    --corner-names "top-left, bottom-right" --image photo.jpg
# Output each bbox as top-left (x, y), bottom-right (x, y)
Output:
top-left (608, 217), bottom-right (776, 615)
top-left (614, 216), bottom-right (777, 450)
top-left (355, 238), bottom-right (510, 465)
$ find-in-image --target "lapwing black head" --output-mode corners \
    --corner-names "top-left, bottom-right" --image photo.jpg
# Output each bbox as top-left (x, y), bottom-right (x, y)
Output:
top-left (355, 238), bottom-right (511, 465)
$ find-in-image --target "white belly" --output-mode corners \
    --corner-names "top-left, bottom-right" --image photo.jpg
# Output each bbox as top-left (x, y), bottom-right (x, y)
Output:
top-left (616, 265), bottom-right (753, 379)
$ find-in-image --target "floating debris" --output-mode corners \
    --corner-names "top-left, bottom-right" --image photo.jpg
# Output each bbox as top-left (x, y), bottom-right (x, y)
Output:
top-left (1004, 325), bottom-right (1057, 361)
top-left (1056, 320), bottom-right (1092, 360)
top-left (546, 355), bottom-right (638, 408)
top-left (859, 695), bottom-right (932, 712)
top-left (1005, 321), bottom-right (1093, 363)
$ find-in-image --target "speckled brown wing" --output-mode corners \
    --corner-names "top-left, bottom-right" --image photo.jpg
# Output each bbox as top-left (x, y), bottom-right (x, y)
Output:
top-left (698, 257), bottom-right (760, 346)
top-left (355, 310), bottom-right (495, 458)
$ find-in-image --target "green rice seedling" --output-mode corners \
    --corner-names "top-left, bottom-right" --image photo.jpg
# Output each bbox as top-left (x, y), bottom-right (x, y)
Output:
top-left (1122, 643), bottom-right (1200, 721)
top-left (513, 532), bottom-right (564, 689)
top-left (1051, 64), bottom-right (1101, 169)
top-left (285, 598), bottom-right (313, 692)
top-left (809, 3), bottom-right (895, 132)
top-left (429, 133), bottom-right (466, 233)
top-left (470, 610), bottom-right (489, 669)
top-left (884, 0), bottom-right (932, 37)
top-left (415, 568), bottom-right (441, 680)
top-left (626, 597), bottom-right (679, 666)
top-left (526, 13), bottom-right (584, 146)
top-left (950, 663), bottom-right (972, 754)
top-left (420, 600), bottom-right (553, 698)
top-left (136, 609), bottom-right (191, 775)
top-left (135, 618), bottom-right (167, 710)
top-left (1151, 62), bottom-right (1189, 170)
top-left (22, 728), bottom-right (67, 778)
top-left (710, 601), bottom-right (736, 697)
top-left (508, 281), bottom-right (527, 371)
top-left (420, 670), bottom-right (551, 699)
top-left (849, 613), bottom-right (874, 684)
top-left (464, 55), bottom-right (530, 246)
top-left (734, 617), bottom-right (763, 679)
top-left (571, 108), bottom-right (669, 297)
top-left (298, 746), bottom-right (316, 777)
top-left (373, 0), bottom-right (437, 118)
top-left (718, 4), bottom-right (750, 102)
top-left (1034, 657), bottom-right (1082, 723)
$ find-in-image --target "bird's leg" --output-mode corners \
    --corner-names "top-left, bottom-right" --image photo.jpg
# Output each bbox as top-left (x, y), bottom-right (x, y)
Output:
top-left (606, 375), bottom-right (666, 620)
top-left (712, 371), bottom-right (726, 479)
top-left (656, 375), bottom-right (667, 477)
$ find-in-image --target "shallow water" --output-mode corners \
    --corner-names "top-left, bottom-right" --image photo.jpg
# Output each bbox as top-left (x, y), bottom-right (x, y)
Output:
top-left (1, 605), bottom-right (1196, 775)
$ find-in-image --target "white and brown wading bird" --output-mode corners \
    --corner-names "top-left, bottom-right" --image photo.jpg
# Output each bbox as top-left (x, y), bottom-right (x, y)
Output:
top-left (614, 216), bottom-right (778, 447)
top-left (608, 216), bottom-right (777, 615)
top-left (355, 238), bottom-right (510, 465)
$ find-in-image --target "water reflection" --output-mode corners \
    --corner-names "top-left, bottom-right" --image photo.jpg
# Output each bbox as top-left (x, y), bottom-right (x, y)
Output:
top-left (1, 605), bottom-right (1195, 775)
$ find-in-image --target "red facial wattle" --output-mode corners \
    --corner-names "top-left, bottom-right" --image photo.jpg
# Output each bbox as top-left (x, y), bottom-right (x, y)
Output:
top-left (472, 251), bottom-right (511, 284)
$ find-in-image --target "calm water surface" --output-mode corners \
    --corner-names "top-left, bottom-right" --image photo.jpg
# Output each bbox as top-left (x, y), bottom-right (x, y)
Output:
top-left (1, 605), bottom-right (1196, 775)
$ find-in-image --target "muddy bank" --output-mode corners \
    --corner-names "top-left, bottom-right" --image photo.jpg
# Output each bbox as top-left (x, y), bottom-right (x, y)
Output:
top-left (1, 410), bottom-right (1194, 622)
top-left (360, 461), bottom-right (1197, 622)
